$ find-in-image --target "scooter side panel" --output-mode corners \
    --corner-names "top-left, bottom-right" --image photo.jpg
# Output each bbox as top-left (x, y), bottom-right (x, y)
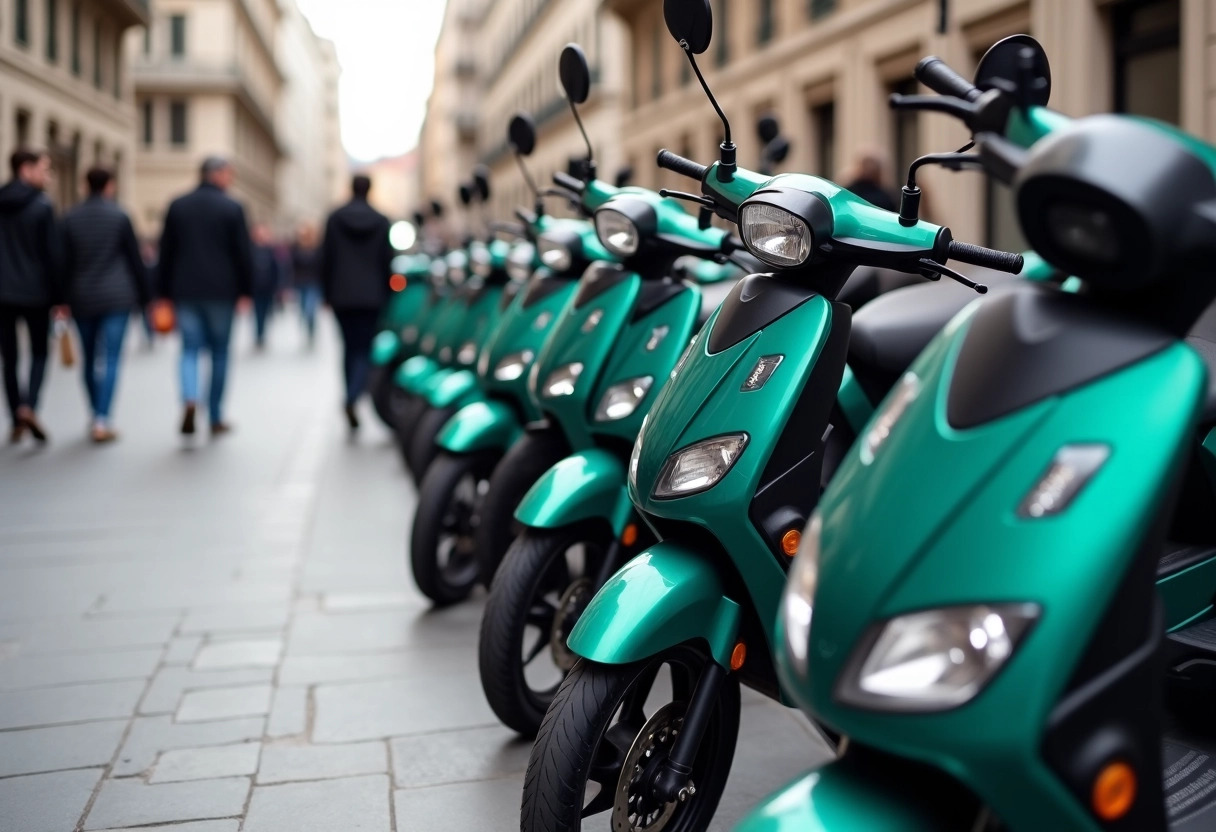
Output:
top-left (424, 369), bottom-right (480, 409)
top-left (733, 769), bottom-right (944, 832)
top-left (514, 449), bottom-right (634, 536)
top-left (416, 367), bottom-right (456, 398)
top-left (371, 330), bottom-right (403, 367)
top-left (436, 399), bottom-right (523, 454)
top-left (567, 543), bottom-right (742, 668)
top-left (395, 356), bottom-right (438, 391)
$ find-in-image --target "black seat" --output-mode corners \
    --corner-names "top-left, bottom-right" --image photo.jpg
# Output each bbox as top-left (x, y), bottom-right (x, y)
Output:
top-left (847, 271), bottom-right (1021, 403)
top-left (1185, 300), bottom-right (1216, 422)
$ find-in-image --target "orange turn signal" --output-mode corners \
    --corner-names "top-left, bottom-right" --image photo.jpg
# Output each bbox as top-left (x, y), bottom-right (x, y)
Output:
top-left (730, 642), bottom-right (747, 671)
top-left (781, 529), bottom-right (801, 557)
top-left (389, 274), bottom-right (407, 292)
top-left (1092, 760), bottom-right (1136, 821)
top-left (621, 523), bottom-right (638, 547)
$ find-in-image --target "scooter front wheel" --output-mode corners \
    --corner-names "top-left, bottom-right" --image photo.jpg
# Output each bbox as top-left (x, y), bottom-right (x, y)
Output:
top-left (406, 404), bottom-right (459, 483)
top-left (521, 645), bottom-right (740, 832)
top-left (409, 450), bottom-right (496, 606)
top-left (478, 526), bottom-right (611, 736)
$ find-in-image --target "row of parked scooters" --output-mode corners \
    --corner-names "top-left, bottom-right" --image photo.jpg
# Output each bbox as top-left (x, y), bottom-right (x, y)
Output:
top-left (368, 2), bottom-right (1216, 829)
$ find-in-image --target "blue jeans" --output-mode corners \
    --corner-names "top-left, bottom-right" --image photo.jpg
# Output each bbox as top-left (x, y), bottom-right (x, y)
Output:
top-left (177, 301), bottom-right (235, 424)
top-left (252, 293), bottom-right (274, 346)
top-left (298, 285), bottom-right (321, 341)
top-left (75, 312), bottom-right (129, 420)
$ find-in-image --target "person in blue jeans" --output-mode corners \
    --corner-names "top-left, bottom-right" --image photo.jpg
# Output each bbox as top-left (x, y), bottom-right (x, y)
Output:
top-left (63, 167), bottom-right (150, 442)
top-left (158, 157), bottom-right (252, 437)
top-left (250, 223), bottom-right (282, 350)
top-left (291, 223), bottom-right (322, 347)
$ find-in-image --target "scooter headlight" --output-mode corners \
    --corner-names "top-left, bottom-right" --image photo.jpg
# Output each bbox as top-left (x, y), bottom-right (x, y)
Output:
top-left (860, 372), bottom-right (920, 465)
top-left (508, 243), bottom-right (536, 282)
top-left (456, 340), bottom-right (479, 366)
top-left (654, 433), bottom-right (748, 499)
top-left (537, 235), bottom-right (573, 272)
top-left (469, 245), bottom-right (493, 278)
top-left (781, 512), bottom-right (821, 678)
top-left (595, 209), bottom-right (640, 257)
top-left (542, 362), bottom-right (583, 398)
top-left (493, 350), bottom-right (534, 382)
top-left (594, 376), bottom-right (653, 422)
top-left (739, 203), bottom-right (813, 268)
top-left (837, 603), bottom-right (1039, 712)
top-left (629, 415), bottom-right (648, 491)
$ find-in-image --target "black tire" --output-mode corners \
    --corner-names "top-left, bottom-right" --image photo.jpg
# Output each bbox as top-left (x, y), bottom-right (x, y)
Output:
top-left (478, 526), bottom-right (611, 737)
top-left (410, 450), bottom-right (497, 606)
top-left (393, 393), bottom-right (425, 469)
top-left (370, 355), bottom-right (404, 428)
top-left (521, 644), bottom-right (741, 832)
top-left (474, 430), bottom-right (570, 586)
top-left (406, 404), bottom-right (458, 483)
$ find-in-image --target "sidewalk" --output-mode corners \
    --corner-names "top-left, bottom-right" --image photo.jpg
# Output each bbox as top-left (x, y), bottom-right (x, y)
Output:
top-left (0, 311), bottom-right (830, 831)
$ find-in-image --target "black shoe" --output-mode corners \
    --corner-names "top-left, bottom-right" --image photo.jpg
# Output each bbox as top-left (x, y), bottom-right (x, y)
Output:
top-left (180, 404), bottom-right (197, 436)
top-left (211, 422), bottom-right (234, 438)
top-left (345, 405), bottom-right (360, 431)
top-left (17, 407), bottom-right (47, 443)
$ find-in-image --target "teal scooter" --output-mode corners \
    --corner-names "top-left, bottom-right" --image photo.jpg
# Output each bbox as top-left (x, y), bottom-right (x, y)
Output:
top-left (369, 251), bottom-right (440, 428)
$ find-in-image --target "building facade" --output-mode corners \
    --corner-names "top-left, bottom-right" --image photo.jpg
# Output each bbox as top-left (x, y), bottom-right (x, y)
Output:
top-left (0, 0), bottom-right (150, 210)
top-left (607, 0), bottom-right (1194, 250)
top-left (129, 0), bottom-right (283, 236)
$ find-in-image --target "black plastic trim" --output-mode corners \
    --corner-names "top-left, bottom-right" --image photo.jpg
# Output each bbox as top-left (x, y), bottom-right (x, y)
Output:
top-left (632, 278), bottom-right (690, 322)
top-left (707, 275), bottom-right (820, 354)
top-left (520, 272), bottom-right (575, 308)
top-left (574, 262), bottom-right (631, 308)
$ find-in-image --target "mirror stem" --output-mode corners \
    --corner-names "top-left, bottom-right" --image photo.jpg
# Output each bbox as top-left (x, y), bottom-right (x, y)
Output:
top-left (514, 152), bottom-right (541, 200)
top-left (682, 48), bottom-right (735, 182)
top-left (568, 102), bottom-right (597, 181)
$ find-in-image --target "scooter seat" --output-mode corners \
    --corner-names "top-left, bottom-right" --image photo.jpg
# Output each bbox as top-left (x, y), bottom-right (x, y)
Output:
top-left (847, 271), bottom-right (1019, 403)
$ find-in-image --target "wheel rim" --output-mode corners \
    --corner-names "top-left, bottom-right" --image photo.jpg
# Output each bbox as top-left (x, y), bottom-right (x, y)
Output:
top-left (612, 703), bottom-right (684, 831)
top-left (436, 471), bottom-right (484, 586)
top-left (549, 577), bottom-right (593, 672)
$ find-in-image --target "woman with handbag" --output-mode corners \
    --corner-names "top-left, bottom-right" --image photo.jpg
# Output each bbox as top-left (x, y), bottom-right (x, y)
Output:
top-left (62, 167), bottom-right (150, 443)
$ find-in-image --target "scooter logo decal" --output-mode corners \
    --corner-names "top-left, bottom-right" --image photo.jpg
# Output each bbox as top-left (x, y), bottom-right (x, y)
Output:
top-left (533, 311), bottom-right (552, 331)
top-left (646, 326), bottom-right (670, 352)
top-left (581, 309), bottom-right (604, 333)
top-left (741, 355), bottom-right (783, 391)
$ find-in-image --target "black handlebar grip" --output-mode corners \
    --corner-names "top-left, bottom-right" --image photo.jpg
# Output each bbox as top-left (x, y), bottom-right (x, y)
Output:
top-left (656, 149), bottom-right (709, 182)
top-left (948, 240), bottom-right (1024, 274)
top-left (915, 56), bottom-right (982, 103)
top-left (552, 171), bottom-right (586, 194)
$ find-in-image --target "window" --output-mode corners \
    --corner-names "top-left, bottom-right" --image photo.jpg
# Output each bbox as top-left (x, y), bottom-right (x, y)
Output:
top-left (810, 100), bottom-right (835, 179)
top-left (143, 20), bottom-right (151, 54)
top-left (715, 0), bottom-right (729, 66)
top-left (809, 0), bottom-right (836, 20)
top-left (70, 3), bottom-right (80, 75)
top-left (15, 0), bottom-right (29, 45)
top-left (170, 15), bottom-right (185, 57)
top-left (142, 99), bottom-right (153, 146)
top-left (758, 0), bottom-right (774, 45)
top-left (15, 110), bottom-right (31, 146)
top-left (93, 20), bottom-right (102, 88)
top-left (889, 77), bottom-right (919, 194)
top-left (1114, 0), bottom-right (1180, 124)
top-left (113, 33), bottom-right (122, 96)
top-left (169, 100), bottom-right (187, 146)
top-left (651, 19), bottom-right (663, 101)
top-left (46, 0), bottom-right (58, 61)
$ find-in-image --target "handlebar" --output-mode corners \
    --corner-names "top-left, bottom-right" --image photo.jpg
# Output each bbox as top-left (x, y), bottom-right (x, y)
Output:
top-left (656, 149), bottom-right (709, 183)
top-left (947, 240), bottom-right (1023, 274)
top-left (915, 56), bottom-right (982, 102)
top-left (552, 171), bottom-right (585, 194)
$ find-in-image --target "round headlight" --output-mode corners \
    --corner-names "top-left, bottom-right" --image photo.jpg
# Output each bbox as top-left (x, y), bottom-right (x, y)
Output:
top-left (739, 203), bottom-right (813, 268)
top-left (595, 210), bottom-right (640, 257)
top-left (508, 243), bottom-right (536, 281)
top-left (537, 235), bottom-right (573, 272)
top-left (469, 246), bottom-right (493, 278)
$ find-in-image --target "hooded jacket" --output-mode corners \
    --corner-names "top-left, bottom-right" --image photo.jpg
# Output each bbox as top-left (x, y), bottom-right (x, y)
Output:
top-left (320, 198), bottom-right (393, 311)
top-left (63, 196), bottom-right (151, 318)
top-left (158, 183), bottom-right (253, 303)
top-left (0, 180), bottom-right (62, 307)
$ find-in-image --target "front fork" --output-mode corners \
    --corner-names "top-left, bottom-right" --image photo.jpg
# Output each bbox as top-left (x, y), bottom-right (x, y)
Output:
top-left (653, 660), bottom-right (729, 803)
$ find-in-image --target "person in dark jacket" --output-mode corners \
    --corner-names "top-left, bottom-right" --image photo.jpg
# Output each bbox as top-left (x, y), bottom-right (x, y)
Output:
top-left (250, 223), bottom-right (282, 350)
top-left (290, 223), bottom-right (322, 346)
top-left (320, 174), bottom-right (393, 430)
top-left (62, 167), bottom-right (151, 442)
top-left (159, 156), bottom-right (253, 437)
top-left (842, 149), bottom-right (898, 212)
top-left (0, 149), bottom-right (62, 444)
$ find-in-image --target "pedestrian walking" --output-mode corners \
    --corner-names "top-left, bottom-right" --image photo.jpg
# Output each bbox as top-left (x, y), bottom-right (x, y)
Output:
top-left (290, 223), bottom-right (322, 347)
top-left (0, 149), bottom-right (63, 444)
top-left (62, 167), bottom-right (151, 443)
top-left (842, 148), bottom-right (897, 212)
top-left (250, 223), bottom-right (282, 350)
top-left (320, 175), bottom-right (393, 431)
top-left (158, 156), bottom-right (253, 437)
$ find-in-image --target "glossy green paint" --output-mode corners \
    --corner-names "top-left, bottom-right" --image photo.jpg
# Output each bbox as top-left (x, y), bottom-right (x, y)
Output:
top-left (436, 398), bottom-right (524, 454)
top-left (424, 368), bottom-right (480, 409)
top-left (733, 769), bottom-right (944, 832)
top-left (702, 163), bottom-right (770, 208)
top-left (584, 179), bottom-right (619, 212)
top-left (783, 298), bottom-right (1205, 832)
top-left (513, 449), bottom-right (635, 536)
top-left (1005, 105), bottom-right (1073, 148)
top-left (371, 330), bottom-right (402, 367)
top-left (440, 282), bottom-right (508, 370)
top-left (628, 293), bottom-right (836, 655)
top-left (395, 355), bottom-right (438, 392)
top-left (836, 366), bottom-right (874, 435)
top-left (381, 280), bottom-right (431, 333)
top-left (567, 542), bottom-right (742, 668)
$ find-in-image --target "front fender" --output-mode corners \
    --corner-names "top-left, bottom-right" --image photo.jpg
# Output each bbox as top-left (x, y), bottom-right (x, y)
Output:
top-left (371, 330), bottom-right (403, 366)
top-left (394, 356), bottom-right (437, 392)
top-left (734, 766), bottom-right (945, 832)
top-left (514, 449), bottom-right (634, 536)
top-left (568, 542), bottom-right (741, 668)
top-left (418, 367), bottom-right (458, 399)
top-left (425, 369), bottom-right (481, 409)
top-left (437, 399), bottom-right (523, 453)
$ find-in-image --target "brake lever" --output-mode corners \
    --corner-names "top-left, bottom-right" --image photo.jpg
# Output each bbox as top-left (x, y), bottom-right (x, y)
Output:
top-left (659, 189), bottom-right (717, 210)
top-left (918, 259), bottom-right (988, 294)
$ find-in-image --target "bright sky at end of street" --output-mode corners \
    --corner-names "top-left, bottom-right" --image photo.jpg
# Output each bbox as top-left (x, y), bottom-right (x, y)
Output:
top-left (297, 0), bottom-right (448, 163)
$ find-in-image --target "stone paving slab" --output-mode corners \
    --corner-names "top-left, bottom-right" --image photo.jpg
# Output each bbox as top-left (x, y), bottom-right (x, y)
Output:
top-left (0, 645), bottom-right (162, 690)
top-left (150, 742), bottom-right (263, 783)
top-left (0, 720), bottom-right (128, 777)
top-left (0, 768), bottom-right (104, 832)
top-left (257, 740), bottom-right (387, 784)
top-left (0, 678), bottom-right (145, 729)
top-left (194, 637), bottom-right (284, 669)
top-left (177, 683), bottom-right (274, 722)
top-left (390, 725), bottom-right (531, 790)
top-left (95, 822), bottom-right (241, 832)
top-left (140, 666), bottom-right (275, 715)
top-left (243, 774), bottom-right (391, 832)
top-left (84, 776), bottom-right (251, 829)
top-left (114, 715), bottom-right (267, 776)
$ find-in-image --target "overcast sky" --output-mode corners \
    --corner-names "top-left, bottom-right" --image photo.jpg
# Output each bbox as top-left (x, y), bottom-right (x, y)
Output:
top-left (297, 0), bottom-right (448, 163)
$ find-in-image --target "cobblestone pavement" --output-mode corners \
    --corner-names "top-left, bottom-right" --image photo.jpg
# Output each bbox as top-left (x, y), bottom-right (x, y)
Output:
top-left (0, 312), bottom-right (831, 831)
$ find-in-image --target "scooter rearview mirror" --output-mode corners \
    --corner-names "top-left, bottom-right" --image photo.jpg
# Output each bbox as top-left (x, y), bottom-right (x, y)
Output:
top-left (473, 166), bottom-right (491, 201)
top-left (458, 183), bottom-right (473, 207)
top-left (663, 0), bottom-right (712, 55)
top-left (615, 165), bottom-right (634, 188)
top-left (975, 34), bottom-right (1051, 106)
top-left (765, 136), bottom-right (791, 165)
top-left (757, 115), bottom-right (780, 145)
top-left (559, 44), bottom-right (591, 105)
top-left (508, 113), bottom-right (537, 156)
top-left (430, 199), bottom-right (444, 218)
top-left (412, 210), bottom-right (426, 229)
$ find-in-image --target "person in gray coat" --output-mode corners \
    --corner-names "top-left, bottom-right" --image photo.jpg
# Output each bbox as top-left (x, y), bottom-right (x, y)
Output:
top-left (63, 167), bottom-right (151, 442)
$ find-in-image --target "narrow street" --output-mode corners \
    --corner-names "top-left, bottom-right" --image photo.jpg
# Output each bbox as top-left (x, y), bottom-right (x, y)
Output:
top-left (0, 311), bottom-right (831, 831)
